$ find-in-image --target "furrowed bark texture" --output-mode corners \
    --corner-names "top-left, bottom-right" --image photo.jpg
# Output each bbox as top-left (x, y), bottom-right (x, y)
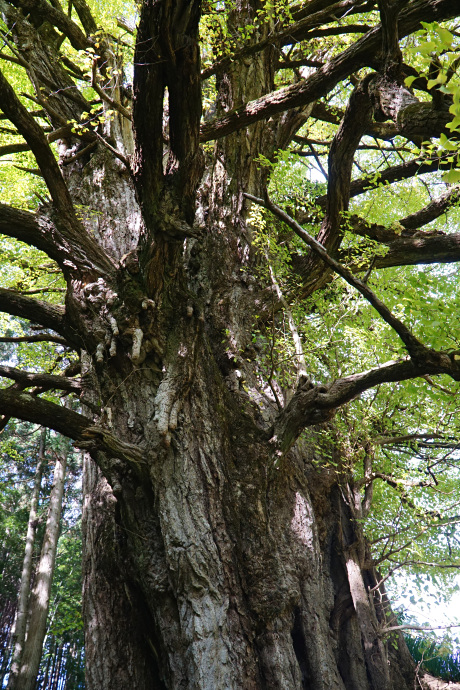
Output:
top-left (3, 0), bottom-right (459, 688)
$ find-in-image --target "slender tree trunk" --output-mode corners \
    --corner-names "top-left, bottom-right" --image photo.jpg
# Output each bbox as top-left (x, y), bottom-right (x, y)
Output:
top-left (14, 452), bottom-right (67, 690)
top-left (0, 599), bottom-right (17, 686)
top-left (50, 643), bottom-right (63, 690)
top-left (8, 429), bottom-right (46, 690)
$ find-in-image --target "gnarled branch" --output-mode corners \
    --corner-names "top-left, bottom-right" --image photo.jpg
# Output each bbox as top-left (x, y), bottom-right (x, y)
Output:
top-left (200, 0), bottom-right (459, 142)
top-left (0, 365), bottom-right (80, 392)
top-left (0, 387), bottom-right (89, 439)
top-left (0, 288), bottom-right (81, 346)
top-left (272, 354), bottom-right (460, 454)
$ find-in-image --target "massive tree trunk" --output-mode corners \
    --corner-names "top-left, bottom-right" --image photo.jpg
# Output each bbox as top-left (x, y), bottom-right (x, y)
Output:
top-left (74, 9), bottom-right (415, 687)
top-left (2, 0), bottom-right (460, 688)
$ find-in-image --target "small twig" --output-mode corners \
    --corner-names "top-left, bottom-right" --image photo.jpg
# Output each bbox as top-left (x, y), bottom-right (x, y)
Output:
top-left (381, 623), bottom-right (460, 636)
top-left (422, 374), bottom-right (457, 396)
top-left (92, 130), bottom-right (130, 168)
top-left (91, 59), bottom-right (132, 121)
top-left (375, 433), bottom-right (446, 446)
top-left (13, 165), bottom-right (42, 176)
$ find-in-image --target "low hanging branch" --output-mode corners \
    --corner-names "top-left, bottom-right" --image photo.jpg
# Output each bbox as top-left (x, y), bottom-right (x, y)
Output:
top-left (0, 334), bottom-right (70, 346)
top-left (0, 365), bottom-right (81, 392)
top-left (0, 288), bottom-right (70, 338)
top-left (0, 388), bottom-right (145, 466)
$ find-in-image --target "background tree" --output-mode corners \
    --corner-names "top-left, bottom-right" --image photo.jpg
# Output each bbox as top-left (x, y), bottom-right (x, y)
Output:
top-left (8, 428), bottom-right (46, 689)
top-left (0, 424), bottom-right (84, 689)
top-left (0, 0), bottom-right (460, 688)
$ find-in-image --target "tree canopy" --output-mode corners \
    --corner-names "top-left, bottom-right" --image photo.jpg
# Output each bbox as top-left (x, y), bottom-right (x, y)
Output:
top-left (1, 0), bottom-right (460, 686)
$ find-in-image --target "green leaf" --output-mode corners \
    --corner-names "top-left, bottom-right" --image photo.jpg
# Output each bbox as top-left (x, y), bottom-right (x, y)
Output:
top-left (442, 169), bottom-right (460, 183)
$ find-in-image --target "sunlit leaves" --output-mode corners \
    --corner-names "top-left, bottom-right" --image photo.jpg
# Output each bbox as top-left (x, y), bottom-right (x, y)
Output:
top-left (405, 21), bottom-right (460, 182)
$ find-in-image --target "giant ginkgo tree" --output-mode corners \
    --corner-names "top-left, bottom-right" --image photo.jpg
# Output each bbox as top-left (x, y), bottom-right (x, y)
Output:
top-left (1, 0), bottom-right (460, 687)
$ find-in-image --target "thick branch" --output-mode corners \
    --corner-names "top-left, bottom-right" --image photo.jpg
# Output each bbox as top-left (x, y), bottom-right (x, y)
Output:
top-left (201, 0), bottom-right (374, 80)
top-left (273, 354), bottom-right (460, 454)
top-left (0, 365), bottom-right (80, 392)
top-left (309, 102), bottom-right (400, 140)
top-left (375, 232), bottom-right (460, 269)
top-left (133, 0), bottom-right (203, 230)
top-left (312, 77), bottom-right (373, 263)
top-left (311, 154), bottom-right (454, 211)
top-left (0, 68), bottom-right (77, 216)
top-left (336, 187), bottom-right (460, 268)
top-left (399, 186), bottom-right (460, 230)
top-left (0, 388), bottom-right (89, 439)
top-left (0, 203), bottom-right (68, 265)
top-left (377, 0), bottom-right (403, 75)
top-left (71, 0), bottom-right (97, 34)
top-left (369, 76), bottom-right (451, 137)
top-left (0, 389), bottom-right (145, 466)
top-left (200, 0), bottom-right (460, 141)
top-left (0, 70), bottom-right (114, 277)
top-left (346, 187), bottom-right (460, 243)
top-left (9, 0), bottom-right (90, 49)
top-left (0, 288), bottom-right (80, 345)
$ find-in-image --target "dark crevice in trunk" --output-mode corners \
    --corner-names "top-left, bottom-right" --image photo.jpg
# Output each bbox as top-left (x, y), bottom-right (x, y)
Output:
top-left (291, 605), bottom-right (311, 689)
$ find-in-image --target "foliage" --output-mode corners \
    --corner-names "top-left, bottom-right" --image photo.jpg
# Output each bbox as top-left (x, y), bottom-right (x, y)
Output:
top-left (0, 426), bottom-right (84, 688)
top-left (405, 632), bottom-right (460, 682)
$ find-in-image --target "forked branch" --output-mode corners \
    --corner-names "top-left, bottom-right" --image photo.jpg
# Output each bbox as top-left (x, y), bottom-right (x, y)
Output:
top-left (272, 355), bottom-right (460, 455)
